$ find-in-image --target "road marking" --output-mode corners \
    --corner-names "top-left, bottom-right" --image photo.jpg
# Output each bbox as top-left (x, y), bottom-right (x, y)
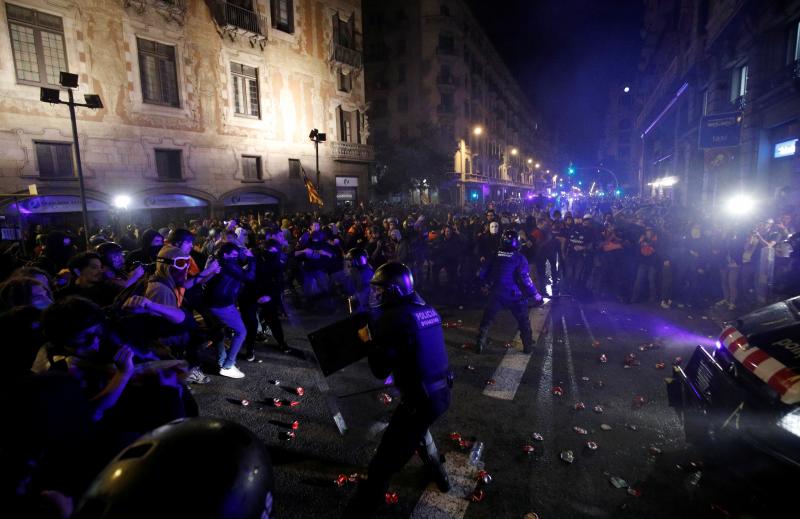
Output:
top-left (535, 314), bottom-right (555, 413)
top-left (410, 452), bottom-right (480, 519)
top-left (561, 315), bottom-right (580, 400)
top-left (578, 306), bottom-right (596, 344)
top-left (483, 302), bottom-right (551, 400)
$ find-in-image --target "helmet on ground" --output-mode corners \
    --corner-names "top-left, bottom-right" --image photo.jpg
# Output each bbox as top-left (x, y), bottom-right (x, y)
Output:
top-left (369, 262), bottom-right (414, 307)
top-left (501, 229), bottom-right (520, 251)
top-left (346, 247), bottom-right (368, 268)
top-left (74, 417), bottom-right (274, 519)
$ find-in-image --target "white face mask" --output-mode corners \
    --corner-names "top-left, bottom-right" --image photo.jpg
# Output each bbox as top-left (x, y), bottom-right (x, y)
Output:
top-left (489, 222), bottom-right (499, 235)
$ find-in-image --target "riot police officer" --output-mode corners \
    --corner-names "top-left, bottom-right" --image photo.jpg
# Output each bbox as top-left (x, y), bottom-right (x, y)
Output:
top-left (344, 262), bottom-right (451, 518)
top-left (476, 229), bottom-right (543, 354)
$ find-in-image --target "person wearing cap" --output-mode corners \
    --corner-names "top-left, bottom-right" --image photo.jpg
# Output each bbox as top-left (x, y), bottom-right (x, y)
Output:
top-left (563, 214), bottom-right (595, 295)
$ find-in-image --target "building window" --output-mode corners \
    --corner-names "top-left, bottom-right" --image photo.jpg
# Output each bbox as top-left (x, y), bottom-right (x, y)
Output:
top-left (288, 158), bottom-right (301, 178)
top-left (337, 68), bottom-right (352, 92)
top-left (730, 63), bottom-right (748, 103)
top-left (271, 0), bottom-right (294, 33)
top-left (242, 155), bottom-right (262, 181)
top-left (137, 38), bottom-right (179, 107)
top-left (231, 62), bottom-right (259, 118)
top-left (34, 141), bottom-right (73, 178)
top-left (440, 93), bottom-right (454, 112)
top-left (155, 149), bottom-right (182, 180)
top-left (6, 3), bottom-right (68, 86)
top-left (397, 63), bottom-right (406, 84)
top-left (332, 12), bottom-right (356, 50)
top-left (397, 95), bottom-right (408, 111)
top-left (336, 106), bottom-right (361, 143)
top-left (438, 33), bottom-right (455, 54)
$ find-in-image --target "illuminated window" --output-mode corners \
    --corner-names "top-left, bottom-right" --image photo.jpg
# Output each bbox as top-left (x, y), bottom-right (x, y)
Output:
top-left (231, 63), bottom-right (259, 117)
top-left (138, 38), bottom-right (179, 107)
top-left (730, 64), bottom-right (748, 102)
top-left (774, 139), bottom-right (797, 158)
top-left (6, 3), bottom-right (68, 86)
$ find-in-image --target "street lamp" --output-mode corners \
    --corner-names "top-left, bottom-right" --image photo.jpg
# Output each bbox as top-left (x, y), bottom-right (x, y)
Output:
top-left (308, 128), bottom-right (327, 196)
top-left (534, 162), bottom-right (541, 169)
top-left (473, 125), bottom-right (483, 136)
top-left (40, 71), bottom-right (103, 250)
top-left (112, 194), bottom-right (131, 210)
top-left (511, 148), bottom-right (518, 156)
top-left (623, 86), bottom-right (631, 93)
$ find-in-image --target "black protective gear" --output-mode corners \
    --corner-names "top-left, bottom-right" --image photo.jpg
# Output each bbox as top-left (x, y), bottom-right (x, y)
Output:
top-left (74, 417), bottom-right (274, 519)
top-left (500, 229), bottom-right (520, 251)
top-left (346, 247), bottom-right (369, 268)
top-left (369, 261), bottom-right (415, 307)
top-left (95, 242), bottom-right (123, 267)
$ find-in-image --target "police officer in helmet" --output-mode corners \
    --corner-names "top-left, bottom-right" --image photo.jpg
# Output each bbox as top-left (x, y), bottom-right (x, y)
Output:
top-left (476, 228), bottom-right (543, 354)
top-left (344, 262), bottom-right (451, 517)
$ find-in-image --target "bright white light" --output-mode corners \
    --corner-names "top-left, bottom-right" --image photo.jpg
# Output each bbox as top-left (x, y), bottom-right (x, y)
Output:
top-left (511, 148), bottom-right (518, 156)
top-left (726, 194), bottom-right (755, 216)
top-left (660, 176), bottom-right (678, 187)
top-left (113, 194), bottom-right (131, 209)
top-left (534, 162), bottom-right (541, 169)
top-left (623, 86), bottom-right (630, 93)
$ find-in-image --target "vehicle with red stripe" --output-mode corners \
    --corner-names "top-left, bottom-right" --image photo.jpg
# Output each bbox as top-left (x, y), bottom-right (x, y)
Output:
top-left (667, 296), bottom-right (800, 471)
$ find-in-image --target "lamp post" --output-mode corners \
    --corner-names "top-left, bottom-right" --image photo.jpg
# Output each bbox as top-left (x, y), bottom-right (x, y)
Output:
top-left (309, 128), bottom-right (327, 197)
top-left (40, 72), bottom-right (103, 250)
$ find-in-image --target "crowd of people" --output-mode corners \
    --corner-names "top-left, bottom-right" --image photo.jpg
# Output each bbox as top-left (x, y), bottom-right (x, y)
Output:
top-left (1, 194), bottom-right (797, 517)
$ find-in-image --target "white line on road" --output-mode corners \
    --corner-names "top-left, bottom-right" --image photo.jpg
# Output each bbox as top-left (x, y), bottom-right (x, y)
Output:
top-left (579, 306), bottom-right (596, 345)
top-left (483, 302), bottom-right (551, 401)
top-left (410, 452), bottom-right (481, 519)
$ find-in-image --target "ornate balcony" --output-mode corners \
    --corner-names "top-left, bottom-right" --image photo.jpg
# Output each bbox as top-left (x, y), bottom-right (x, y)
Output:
top-left (330, 141), bottom-right (374, 162)
top-left (206, 0), bottom-right (266, 48)
top-left (331, 43), bottom-right (363, 70)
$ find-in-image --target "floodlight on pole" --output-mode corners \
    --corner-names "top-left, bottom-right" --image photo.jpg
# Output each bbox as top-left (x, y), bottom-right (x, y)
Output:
top-left (113, 194), bottom-right (131, 210)
top-left (473, 126), bottom-right (483, 136)
top-left (534, 162), bottom-right (541, 169)
top-left (39, 71), bottom-right (104, 250)
top-left (511, 148), bottom-right (518, 156)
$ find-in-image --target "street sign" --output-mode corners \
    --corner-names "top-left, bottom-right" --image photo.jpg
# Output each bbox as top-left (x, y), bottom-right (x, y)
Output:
top-left (699, 112), bottom-right (742, 149)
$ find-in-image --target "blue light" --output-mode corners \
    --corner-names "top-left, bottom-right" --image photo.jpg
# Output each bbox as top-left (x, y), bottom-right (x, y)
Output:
top-left (578, 181), bottom-right (582, 185)
top-left (615, 189), bottom-right (621, 195)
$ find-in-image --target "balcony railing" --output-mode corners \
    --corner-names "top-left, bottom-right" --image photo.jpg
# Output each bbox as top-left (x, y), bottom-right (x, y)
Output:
top-left (330, 141), bottom-right (374, 162)
top-left (331, 43), bottom-right (363, 69)
top-left (208, 1), bottom-right (261, 34)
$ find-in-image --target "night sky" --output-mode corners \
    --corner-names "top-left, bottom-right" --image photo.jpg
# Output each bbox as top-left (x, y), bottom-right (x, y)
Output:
top-left (464, 0), bottom-right (644, 167)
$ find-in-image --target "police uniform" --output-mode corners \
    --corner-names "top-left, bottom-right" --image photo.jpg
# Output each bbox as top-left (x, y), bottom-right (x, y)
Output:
top-left (345, 290), bottom-right (451, 517)
top-left (477, 238), bottom-right (541, 353)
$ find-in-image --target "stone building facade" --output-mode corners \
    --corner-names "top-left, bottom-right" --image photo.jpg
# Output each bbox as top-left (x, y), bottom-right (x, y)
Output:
top-left (363, 0), bottom-right (552, 206)
top-left (636, 0), bottom-right (800, 209)
top-left (0, 0), bottom-right (371, 230)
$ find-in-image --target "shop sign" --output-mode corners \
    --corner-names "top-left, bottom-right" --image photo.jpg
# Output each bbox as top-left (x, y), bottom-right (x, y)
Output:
top-left (6, 195), bottom-right (109, 214)
top-left (773, 139), bottom-right (797, 158)
top-left (222, 192), bottom-right (280, 206)
top-left (140, 194), bottom-right (208, 209)
top-left (699, 112), bottom-right (742, 148)
top-left (335, 176), bottom-right (358, 187)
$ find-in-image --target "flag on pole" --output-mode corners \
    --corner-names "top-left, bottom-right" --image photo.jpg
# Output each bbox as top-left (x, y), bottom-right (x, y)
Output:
top-left (304, 177), bottom-right (324, 206)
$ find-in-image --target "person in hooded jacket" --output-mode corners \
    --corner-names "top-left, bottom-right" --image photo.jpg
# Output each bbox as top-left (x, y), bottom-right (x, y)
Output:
top-left (125, 229), bottom-right (164, 271)
top-left (27, 231), bottom-right (76, 278)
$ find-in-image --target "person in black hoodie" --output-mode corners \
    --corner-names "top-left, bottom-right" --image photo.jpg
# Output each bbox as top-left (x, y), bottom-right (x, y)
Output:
top-left (204, 242), bottom-right (255, 378)
top-left (124, 229), bottom-right (163, 271)
top-left (27, 231), bottom-right (76, 278)
top-left (240, 239), bottom-right (289, 361)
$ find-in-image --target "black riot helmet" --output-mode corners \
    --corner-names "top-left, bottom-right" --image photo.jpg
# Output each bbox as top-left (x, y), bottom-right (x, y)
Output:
top-left (369, 261), bottom-right (415, 307)
top-left (500, 228), bottom-right (520, 251)
top-left (73, 417), bottom-right (274, 519)
top-left (346, 247), bottom-right (369, 268)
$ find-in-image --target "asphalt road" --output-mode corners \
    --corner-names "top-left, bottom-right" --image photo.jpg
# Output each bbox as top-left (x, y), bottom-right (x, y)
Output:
top-left (190, 293), bottom-right (776, 519)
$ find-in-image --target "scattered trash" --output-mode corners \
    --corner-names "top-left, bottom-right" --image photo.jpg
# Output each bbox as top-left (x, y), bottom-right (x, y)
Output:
top-left (593, 380), bottom-right (605, 388)
top-left (600, 424), bottom-right (612, 431)
top-left (688, 471), bottom-right (703, 486)
top-left (655, 362), bottom-right (666, 369)
top-left (485, 379), bottom-right (496, 386)
top-left (291, 420), bottom-right (299, 430)
top-left (624, 353), bottom-right (640, 367)
top-left (532, 432), bottom-right (544, 441)
top-left (581, 376), bottom-right (590, 382)
top-left (710, 503), bottom-right (731, 518)
top-left (609, 476), bottom-right (628, 488)
top-left (280, 431), bottom-right (296, 441)
top-left (688, 315), bottom-right (695, 320)
top-left (379, 393), bottom-right (393, 405)
top-left (468, 489), bottom-right (485, 503)
top-left (465, 364), bottom-right (476, 371)
top-left (573, 426), bottom-right (588, 435)
top-left (240, 399), bottom-right (250, 407)
top-left (268, 379), bottom-right (281, 386)
top-left (627, 487), bottom-right (642, 497)
top-left (552, 386), bottom-right (564, 396)
top-left (504, 342), bottom-right (513, 349)
top-left (289, 401), bottom-right (301, 407)
top-left (271, 398), bottom-right (283, 407)
top-left (592, 340), bottom-right (601, 348)
top-left (586, 441), bottom-right (598, 450)
top-left (461, 344), bottom-right (471, 350)
top-left (469, 441), bottom-right (484, 465)
top-left (522, 444), bottom-right (535, 454)
top-left (449, 432), bottom-right (462, 441)
top-left (632, 395), bottom-right (647, 408)
top-left (673, 356), bottom-right (683, 365)
top-left (476, 470), bottom-right (492, 484)
top-left (626, 423), bottom-right (639, 431)
top-left (458, 438), bottom-right (474, 450)
top-left (560, 450), bottom-right (575, 463)
top-left (334, 474), bottom-right (348, 487)
top-left (701, 316), bottom-right (709, 320)
top-left (294, 386), bottom-right (305, 396)
top-left (606, 337), bottom-right (614, 341)
top-left (574, 401), bottom-right (586, 410)
top-left (639, 343), bottom-right (655, 352)
top-left (593, 405), bottom-right (604, 413)
top-left (648, 446), bottom-right (662, 456)
top-left (385, 492), bottom-right (399, 504)
top-left (458, 305), bottom-right (464, 310)
top-left (599, 354), bottom-right (608, 363)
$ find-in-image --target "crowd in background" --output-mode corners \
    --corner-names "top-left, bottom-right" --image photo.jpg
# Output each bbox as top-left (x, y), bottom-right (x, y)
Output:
top-left (0, 194), bottom-right (798, 517)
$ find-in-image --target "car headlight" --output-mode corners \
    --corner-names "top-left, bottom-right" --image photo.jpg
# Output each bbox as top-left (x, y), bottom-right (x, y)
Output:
top-left (777, 407), bottom-right (800, 438)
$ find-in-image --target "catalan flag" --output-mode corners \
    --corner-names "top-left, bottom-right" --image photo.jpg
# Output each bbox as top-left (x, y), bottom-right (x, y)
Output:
top-left (304, 177), bottom-right (324, 206)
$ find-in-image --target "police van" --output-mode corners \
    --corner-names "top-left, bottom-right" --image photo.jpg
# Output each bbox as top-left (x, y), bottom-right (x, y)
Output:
top-left (667, 296), bottom-right (800, 474)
